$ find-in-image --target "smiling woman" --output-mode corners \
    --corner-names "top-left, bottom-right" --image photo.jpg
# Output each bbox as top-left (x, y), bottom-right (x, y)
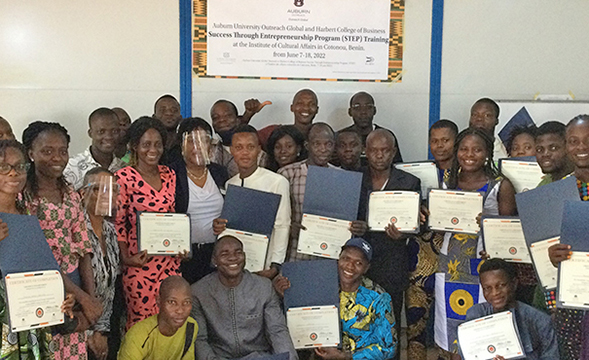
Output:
top-left (21, 121), bottom-right (100, 360)
top-left (114, 116), bottom-right (181, 330)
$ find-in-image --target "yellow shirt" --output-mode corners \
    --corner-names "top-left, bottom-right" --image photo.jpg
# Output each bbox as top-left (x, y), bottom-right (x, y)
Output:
top-left (118, 315), bottom-right (198, 360)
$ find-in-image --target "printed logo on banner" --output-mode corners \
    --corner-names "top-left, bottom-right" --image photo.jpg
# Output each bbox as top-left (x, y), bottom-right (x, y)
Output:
top-left (294, 0), bottom-right (304, 7)
top-left (366, 56), bottom-right (375, 64)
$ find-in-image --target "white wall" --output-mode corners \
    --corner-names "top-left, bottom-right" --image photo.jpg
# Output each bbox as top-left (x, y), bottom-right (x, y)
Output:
top-left (0, 0), bottom-right (180, 154)
top-left (440, 1), bottom-right (589, 130)
top-left (3, 1), bottom-right (588, 159)
top-left (192, 1), bottom-right (434, 161)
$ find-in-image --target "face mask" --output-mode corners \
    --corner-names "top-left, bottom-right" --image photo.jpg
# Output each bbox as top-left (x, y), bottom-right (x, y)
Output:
top-left (182, 129), bottom-right (211, 166)
top-left (84, 175), bottom-right (118, 217)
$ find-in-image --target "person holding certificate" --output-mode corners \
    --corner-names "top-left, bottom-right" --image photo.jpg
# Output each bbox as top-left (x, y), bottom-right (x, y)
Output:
top-left (356, 129), bottom-right (420, 360)
top-left (191, 236), bottom-right (297, 360)
top-left (170, 117), bottom-right (228, 285)
top-left (457, 259), bottom-right (558, 360)
top-left (278, 123), bottom-right (366, 262)
top-left (434, 128), bottom-right (516, 358)
top-left (214, 125), bottom-right (291, 279)
top-left (115, 117), bottom-right (182, 330)
top-left (22, 122), bottom-right (103, 360)
top-left (546, 115), bottom-right (589, 360)
top-left (274, 238), bottom-right (398, 360)
top-left (0, 139), bottom-right (77, 358)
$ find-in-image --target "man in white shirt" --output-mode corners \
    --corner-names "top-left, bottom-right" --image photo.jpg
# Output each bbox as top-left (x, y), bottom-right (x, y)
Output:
top-left (64, 108), bottom-right (126, 190)
top-left (213, 124), bottom-right (291, 279)
top-left (468, 97), bottom-right (509, 161)
top-left (209, 99), bottom-right (267, 177)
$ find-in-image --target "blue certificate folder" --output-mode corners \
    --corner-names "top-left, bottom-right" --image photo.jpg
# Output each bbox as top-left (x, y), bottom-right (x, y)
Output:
top-left (221, 185), bottom-right (281, 239)
top-left (515, 176), bottom-right (580, 245)
top-left (559, 201), bottom-right (589, 252)
top-left (282, 259), bottom-right (339, 310)
top-left (0, 213), bottom-right (59, 275)
top-left (498, 106), bottom-right (535, 145)
top-left (302, 166), bottom-right (363, 221)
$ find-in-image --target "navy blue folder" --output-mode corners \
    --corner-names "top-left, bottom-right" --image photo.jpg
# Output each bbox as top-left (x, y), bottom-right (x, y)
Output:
top-left (515, 176), bottom-right (580, 245)
top-left (220, 185), bottom-right (281, 239)
top-left (498, 106), bottom-right (536, 145)
top-left (559, 201), bottom-right (589, 252)
top-left (0, 213), bottom-right (59, 275)
top-left (282, 259), bottom-right (339, 310)
top-left (302, 166), bottom-right (363, 221)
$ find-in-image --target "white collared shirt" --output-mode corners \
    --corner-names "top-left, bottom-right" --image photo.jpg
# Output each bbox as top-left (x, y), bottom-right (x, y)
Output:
top-left (64, 147), bottom-right (126, 190)
top-left (226, 167), bottom-right (291, 267)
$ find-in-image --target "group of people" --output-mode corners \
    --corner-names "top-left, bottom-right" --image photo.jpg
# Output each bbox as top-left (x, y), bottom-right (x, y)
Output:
top-left (0, 89), bottom-right (586, 360)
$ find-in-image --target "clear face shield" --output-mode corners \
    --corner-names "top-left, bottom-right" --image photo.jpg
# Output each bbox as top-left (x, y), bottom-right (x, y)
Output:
top-left (182, 129), bottom-right (211, 166)
top-left (84, 174), bottom-right (118, 217)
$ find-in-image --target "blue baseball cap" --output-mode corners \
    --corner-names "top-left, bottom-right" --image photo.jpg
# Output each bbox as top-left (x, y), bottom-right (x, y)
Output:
top-left (341, 238), bottom-right (372, 262)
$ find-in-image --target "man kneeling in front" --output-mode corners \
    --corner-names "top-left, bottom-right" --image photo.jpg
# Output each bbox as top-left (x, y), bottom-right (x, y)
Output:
top-left (118, 276), bottom-right (197, 360)
top-left (191, 235), bottom-right (298, 360)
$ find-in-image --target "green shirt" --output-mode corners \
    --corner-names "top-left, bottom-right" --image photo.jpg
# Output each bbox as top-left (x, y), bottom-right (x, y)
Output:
top-left (537, 174), bottom-right (554, 187)
top-left (118, 315), bottom-right (198, 360)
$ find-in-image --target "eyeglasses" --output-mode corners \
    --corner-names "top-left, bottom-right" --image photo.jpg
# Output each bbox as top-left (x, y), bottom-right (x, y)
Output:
top-left (0, 163), bottom-right (30, 175)
top-left (350, 104), bottom-right (375, 110)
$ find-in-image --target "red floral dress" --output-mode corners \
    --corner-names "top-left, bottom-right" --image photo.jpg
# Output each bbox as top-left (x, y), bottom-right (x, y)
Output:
top-left (22, 188), bottom-right (93, 360)
top-left (115, 165), bottom-right (180, 329)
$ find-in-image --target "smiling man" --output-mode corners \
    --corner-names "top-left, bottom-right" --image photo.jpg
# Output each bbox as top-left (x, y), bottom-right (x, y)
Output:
top-left (458, 259), bottom-right (558, 360)
top-left (312, 238), bottom-right (397, 360)
top-left (213, 125), bottom-right (290, 279)
top-left (535, 121), bottom-right (574, 186)
top-left (191, 236), bottom-right (297, 360)
top-left (64, 107), bottom-right (126, 190)
top-left (118, 276), bottom-right (197, 360)
top-left (257, 89), bottom-right (319, 149)
top-left (468, 98), bottom-right (508, 161)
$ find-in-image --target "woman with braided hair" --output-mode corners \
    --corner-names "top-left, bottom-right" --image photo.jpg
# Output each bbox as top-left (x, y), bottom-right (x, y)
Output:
top-left (433, 128), bottom-right (516, 360)
top-left (21, 121), bottom-right (102, 360)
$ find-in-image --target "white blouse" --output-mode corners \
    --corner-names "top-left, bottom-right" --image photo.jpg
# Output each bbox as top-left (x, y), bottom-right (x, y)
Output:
top-left (186, 170), bottom-right (224, 244)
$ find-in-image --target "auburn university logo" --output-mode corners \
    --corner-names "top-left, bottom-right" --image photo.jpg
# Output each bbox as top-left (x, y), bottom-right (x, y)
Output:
top-left (294, 0), bottom-right (304, 7)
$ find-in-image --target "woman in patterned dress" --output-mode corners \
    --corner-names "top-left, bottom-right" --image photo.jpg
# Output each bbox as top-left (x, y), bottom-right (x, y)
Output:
top-left (0, 139), bottom-right (76, 359)
top-left (548, 115), bottom-right (589, 360)
top-left (114, 117), bottom-right (180, 330)
top-left (21, 122), bottom-right (102, 360)
top-left (80, 168), bottom-right (120, 360)
top-left (433, 128), bottom-right (516, 360)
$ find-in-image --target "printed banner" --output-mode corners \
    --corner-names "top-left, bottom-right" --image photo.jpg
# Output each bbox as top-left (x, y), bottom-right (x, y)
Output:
top-left (193, 0), bottom-right (404, 82)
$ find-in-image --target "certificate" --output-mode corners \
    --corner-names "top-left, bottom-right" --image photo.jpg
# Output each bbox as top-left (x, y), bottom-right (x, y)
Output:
top-left (528, 237), bottom-right (560, 290)
top-left (287, 305), bottom-right (340, 349)
top-left (395, 162), bottom-right (439, 198)
top-left (4, 271), bottom-right (64, 332)
top-left (219, 229), bottom-right (269, 272)
top-left (499, 159), bottom-right (544, 193)
top-left (482, 218), bottom-right (531, 263)
top-left (138, 212), bottom-right (191, 255)
top-left (557, 251), bottom-right (589, 310)
top-left (458, 311), bottom-right (525, 360)
top-left (297, 214), bottom-right (351, 259)
top-left (428, 190), bottom-right (483, 235)
top-left (368, 191), bottom-right (420, 233)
